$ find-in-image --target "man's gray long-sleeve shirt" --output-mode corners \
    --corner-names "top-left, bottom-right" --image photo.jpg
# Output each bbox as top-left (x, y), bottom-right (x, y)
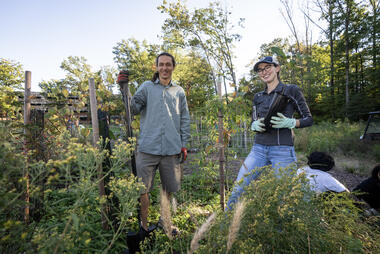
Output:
top-left (130, 79), bottom-right (191, 156)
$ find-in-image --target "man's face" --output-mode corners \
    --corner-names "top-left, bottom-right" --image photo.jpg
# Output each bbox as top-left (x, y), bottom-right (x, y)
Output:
top-left (157, 55), bottom-right (174, 82)
top-left (257, 63), bottom-right (279, 84)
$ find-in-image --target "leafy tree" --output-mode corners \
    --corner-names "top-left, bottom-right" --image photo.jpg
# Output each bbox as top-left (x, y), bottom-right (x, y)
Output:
top-left (113, 38), bottom-right (160, 88)
top-left (96, 65), bottom-right (121, 116)
top-left (172, 51), bottom-right (214, 110)
top-left (113, 38), bottom-right (214, 110)
top-left (60, 56), bottom-right (96, 108)
top-left (158, 0), bottom-right (243, 95)
top-left (0, 58), bottom-right (23, 118)
top-left (40, 56), bottom-right (122, 135)
top-left (310, 0), bottom-right (341, 118)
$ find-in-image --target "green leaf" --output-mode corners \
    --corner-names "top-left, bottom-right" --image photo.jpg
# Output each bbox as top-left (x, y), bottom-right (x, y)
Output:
top-left (270, 47), bottom-right (286, 58)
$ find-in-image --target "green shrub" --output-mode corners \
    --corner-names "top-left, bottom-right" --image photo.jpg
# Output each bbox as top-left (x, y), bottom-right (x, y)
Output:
top-left (371, 144), bottom-right (380, 161)
top-left (0, 120), bottom-right (144, 253)
top-left (0, 122), bottom-right (32, 253)
top-left (197, 168), bottom-right (380, 253)
top-left (294, 120), bottom-right (373, 157)
top-left (29, 140), bottom-right (144, 254)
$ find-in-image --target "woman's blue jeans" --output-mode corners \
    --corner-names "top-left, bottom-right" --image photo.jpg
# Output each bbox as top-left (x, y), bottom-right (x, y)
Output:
top-left (226, 144), bottom-right (297, 210)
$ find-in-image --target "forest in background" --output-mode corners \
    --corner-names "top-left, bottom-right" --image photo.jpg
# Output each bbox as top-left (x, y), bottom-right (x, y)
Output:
top-left (1, 0), bottom-right (379, 122)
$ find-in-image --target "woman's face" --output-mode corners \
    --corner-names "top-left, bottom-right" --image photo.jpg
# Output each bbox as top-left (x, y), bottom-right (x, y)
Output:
top-left (257, 63), bottom-right (280, 84)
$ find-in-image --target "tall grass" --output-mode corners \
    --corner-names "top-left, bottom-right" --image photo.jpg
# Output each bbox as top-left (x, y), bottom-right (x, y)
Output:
top-left (294, 119), bottom-right (380, 161)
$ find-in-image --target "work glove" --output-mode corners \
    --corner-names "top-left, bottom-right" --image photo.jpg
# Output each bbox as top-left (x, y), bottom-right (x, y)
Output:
top-left (117, 70), bottom-right (129, 84)
top-left (180, 147), bottom-right (187, 163)
top-left (251, 118), bottom-right (266, 132)
top-left (270, 112), bottom-right (296, 129)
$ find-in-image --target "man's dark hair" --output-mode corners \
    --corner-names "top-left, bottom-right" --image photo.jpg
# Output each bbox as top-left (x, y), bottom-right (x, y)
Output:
top-left (307, 151), bottom-right (335, 171)
top-left (155, 52), bottom-right (176, 67)
top-left (151, 52), bottom-right (176, 81)
top-left (371, 165), bottom-right (380, 179)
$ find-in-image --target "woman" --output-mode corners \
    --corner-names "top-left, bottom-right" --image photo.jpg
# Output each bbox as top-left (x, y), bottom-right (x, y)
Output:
top-left (226, 56), bottom-right (313, 210)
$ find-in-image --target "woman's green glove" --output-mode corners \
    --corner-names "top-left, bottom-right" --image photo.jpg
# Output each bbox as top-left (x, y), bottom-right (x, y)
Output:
top-left (270, 113), bottom-right (296, 129)
top-left (251, 118), bottom-right (266, 132)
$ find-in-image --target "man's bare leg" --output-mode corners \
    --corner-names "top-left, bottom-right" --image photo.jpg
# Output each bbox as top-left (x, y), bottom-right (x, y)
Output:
top-left (140, 193), bottom-right (149, 231)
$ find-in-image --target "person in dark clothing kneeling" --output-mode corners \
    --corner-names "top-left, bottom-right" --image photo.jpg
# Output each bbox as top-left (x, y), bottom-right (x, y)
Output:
top-left (354, 165), bottom-right (380, 213)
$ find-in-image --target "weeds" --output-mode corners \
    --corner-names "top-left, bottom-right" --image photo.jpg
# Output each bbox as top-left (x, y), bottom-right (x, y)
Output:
top-left (2, 117), bottom-right (379, 253)
top-left (197, 168), bottom-right (380, 253)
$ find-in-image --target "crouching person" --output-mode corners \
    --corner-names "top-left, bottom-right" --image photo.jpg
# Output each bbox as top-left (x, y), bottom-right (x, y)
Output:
top-left (297, 151), bottom-right (348, 194)
top-left (353, 165), bottom-right (380, 214)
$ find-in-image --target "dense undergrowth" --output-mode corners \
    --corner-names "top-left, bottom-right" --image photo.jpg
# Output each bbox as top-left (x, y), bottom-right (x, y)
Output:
top-left (1, 118), bottom-right (380, 253)
top-left (294, 119), bottom-right (379, 161)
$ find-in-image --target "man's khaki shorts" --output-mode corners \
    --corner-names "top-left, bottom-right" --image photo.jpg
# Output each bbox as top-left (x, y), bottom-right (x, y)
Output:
top-left (136, 152), bottom-right (182, 194)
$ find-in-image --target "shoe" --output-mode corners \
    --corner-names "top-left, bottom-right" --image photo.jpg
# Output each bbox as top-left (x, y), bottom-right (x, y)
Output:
top-left (157, 217), bottom-right (180, 237)
top-left (170, 226), bottom-right (180, 237)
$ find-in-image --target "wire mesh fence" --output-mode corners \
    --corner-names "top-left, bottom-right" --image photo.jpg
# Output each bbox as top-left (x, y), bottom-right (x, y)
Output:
top-left (110, 110), bottom-right (255, 157)
top-left (187, 112), bottom-right (255, 156)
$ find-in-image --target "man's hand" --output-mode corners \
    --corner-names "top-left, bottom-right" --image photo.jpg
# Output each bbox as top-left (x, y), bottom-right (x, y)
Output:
top-left (270, 112), bottom-right (296, 129)
top-left (180, 147), bottom-right (187, 163)
top-left (117, 70), bottom-right (129, 84)
top-left (251, 118), bottom-right (266, 132)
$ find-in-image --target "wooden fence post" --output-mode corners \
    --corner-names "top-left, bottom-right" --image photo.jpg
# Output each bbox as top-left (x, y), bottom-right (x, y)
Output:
top-left (217, 79), bottom-right (225, 210)
top-left (88, 78), bottom-right (107, 230)
top-left (23, 71), bottom-right (31, 223)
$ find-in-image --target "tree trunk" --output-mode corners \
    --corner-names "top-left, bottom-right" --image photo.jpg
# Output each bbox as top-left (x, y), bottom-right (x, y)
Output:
top-left (329, 1), bottom-right (335, 119)
top-left (217, 79), bottom-right (225, 210)
top-left (344, 2), bottom-right (350, 112)
top-left (23, 71), bottom-right (31, 224)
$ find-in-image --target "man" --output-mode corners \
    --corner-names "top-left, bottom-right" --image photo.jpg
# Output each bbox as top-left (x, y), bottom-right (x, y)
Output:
top-left (297, 152), bottom-right (348, 194)
top-left (118, 52), bottom-right (190, 234)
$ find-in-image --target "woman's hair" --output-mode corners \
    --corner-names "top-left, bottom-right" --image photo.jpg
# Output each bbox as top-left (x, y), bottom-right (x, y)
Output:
top-left (371, 165), bottom-right (380, 179)
top-left (307, 151), bottom-right (335, 171)
top-left (151, 52), bottom-right (176, 81)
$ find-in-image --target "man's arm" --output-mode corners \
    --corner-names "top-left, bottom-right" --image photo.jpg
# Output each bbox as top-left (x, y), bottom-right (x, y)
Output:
top-left (179, 92), bottom-right (191, 148)
top-left (130, 83), bottom-right (148, 115)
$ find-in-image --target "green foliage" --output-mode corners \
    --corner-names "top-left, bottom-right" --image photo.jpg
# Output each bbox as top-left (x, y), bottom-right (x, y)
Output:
top-left (29, 141), bottom-right (143, 253)
top-left (293, 119), bottom-right (371, 156)
top-left (198, 168), bottom-right (380, 253)
top-left (0, 58), bottom-right (24, 118)
top-left (2, 112), bottom-right (380, 253)
top-left (172, 51), bottom-right (215, 110)
top-left (245, 0), bottom-right (380, 121)
top-left (159, 0), bottom-right (243, 93)
top-left (0, 121), bottom-right (143, 253)
top-left (138, 151), bottom-right (221, 254)
top-left (113, 38), bottom-right (215, 110)
top-left (113, 38), bottom-right (160, 87)
top-left (371, 144), bottom-right (380, 161)
top-left (180, 154), bottom-right (221, 205)
top-left (0, 121), bottom-right (30, 252)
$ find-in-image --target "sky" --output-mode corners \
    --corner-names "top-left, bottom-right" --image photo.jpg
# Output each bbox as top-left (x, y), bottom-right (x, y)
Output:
top-left (1, 0), bottom-right (322, 91)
